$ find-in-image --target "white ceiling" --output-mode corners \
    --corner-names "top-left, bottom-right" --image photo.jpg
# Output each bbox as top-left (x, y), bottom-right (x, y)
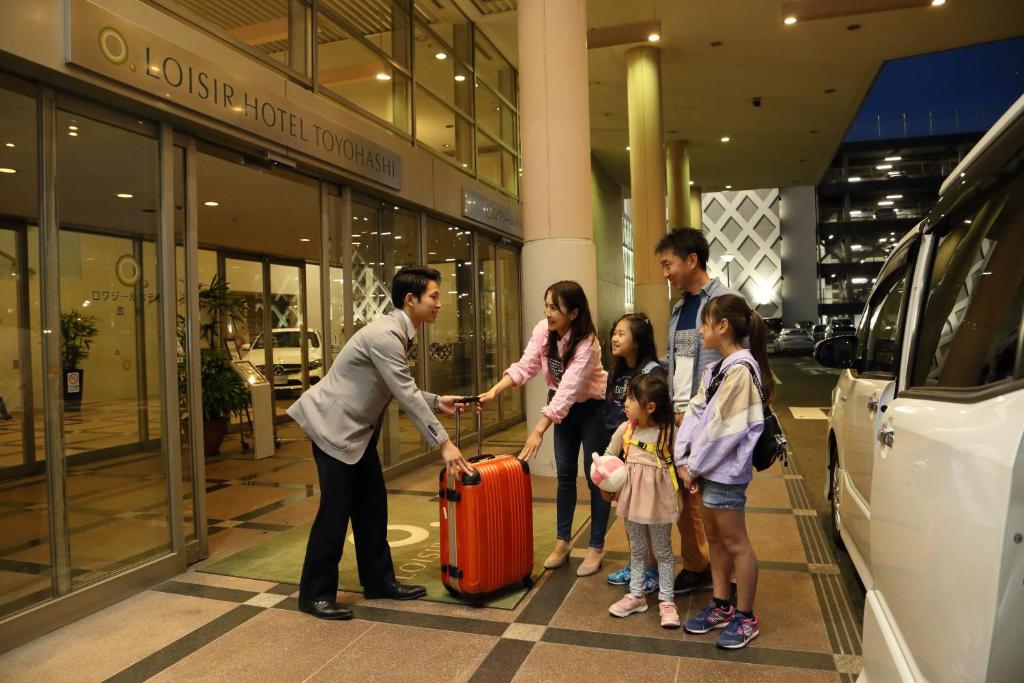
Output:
top-left (470, 0), bottom-right (1024, 193)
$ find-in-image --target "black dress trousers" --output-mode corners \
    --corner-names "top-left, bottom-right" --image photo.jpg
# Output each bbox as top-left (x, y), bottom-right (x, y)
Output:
top-left (298, 425), bottom-right (395, 601)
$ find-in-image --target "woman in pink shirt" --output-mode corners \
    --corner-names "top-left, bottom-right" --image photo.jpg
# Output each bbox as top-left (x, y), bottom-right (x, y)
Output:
top-left (480, 281), bottom-right (610, 576)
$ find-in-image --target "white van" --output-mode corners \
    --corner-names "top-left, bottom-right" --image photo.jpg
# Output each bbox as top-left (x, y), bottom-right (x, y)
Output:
top-left (814, 93), bottom-right (1024, 682)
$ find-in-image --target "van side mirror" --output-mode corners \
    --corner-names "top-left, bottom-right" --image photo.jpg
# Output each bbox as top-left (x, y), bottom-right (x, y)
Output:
top-left (814, 335), bottom-right (858, 369)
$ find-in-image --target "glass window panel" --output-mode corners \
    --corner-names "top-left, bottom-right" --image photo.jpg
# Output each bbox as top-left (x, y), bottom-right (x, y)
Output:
top-left (172, 147), bottom-right (195, 545)
top-left (863, 273), bottom-right (907, 375)
top-left (476, 131), bottom-right (517, 196)
top-left (475, 82), bottom-right (515, 147)
top-left (415, 87), bottom-right (474, 170)
top-left (474, 33), bottom-right (515, 104)
top-left (327, 194), bottom-right (347, 354)
top-left (320, 0), bottom-right (412, 68)
top-left (268, 263), bottom-right (306, 417)
top-left (478, 240), bottom-right (500, 429)
top-left (497, 246), bottom-right (523, 421)
top-left (414, 23), bottom-right (472, 117)
top-left (172, 0), bottom-right (308, 74)
top-left (317, 8), bottom-right (411, 131)
top-left (56, 110), bottom-right (172, 587)
top-left (0, 76), bottom-right (50, 619)
top-left (425, 218), bottom-right (476, 440)
top-left (413, 0), bottom-right (471, 61)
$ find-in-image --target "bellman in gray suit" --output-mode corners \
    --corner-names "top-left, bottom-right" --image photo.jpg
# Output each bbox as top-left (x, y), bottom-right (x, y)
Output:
top-left (288, 266), bottom-right (473, 620)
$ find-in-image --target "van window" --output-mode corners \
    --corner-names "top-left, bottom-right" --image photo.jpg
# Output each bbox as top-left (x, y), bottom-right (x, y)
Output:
top-left (863, 272), bottom-right (908, 375)
top-left (910, 172), bottom-right (1024, 388)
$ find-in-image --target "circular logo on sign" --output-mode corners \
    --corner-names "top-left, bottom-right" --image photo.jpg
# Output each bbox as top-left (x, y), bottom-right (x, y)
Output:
top-left (115, 255), bottom-right (141, 287)
top-left (347, 524), bottom-right (429, 548)
top-left (98, 27), bottom-right (129, 66)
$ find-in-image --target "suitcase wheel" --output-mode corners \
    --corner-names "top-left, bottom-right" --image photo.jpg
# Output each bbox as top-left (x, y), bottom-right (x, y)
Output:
top-left (468, 595), bottom-right (486, 608)
top-left (445, 585), bottom-right (460, 598)
top-left (522, 575), bottom-right (534, 590)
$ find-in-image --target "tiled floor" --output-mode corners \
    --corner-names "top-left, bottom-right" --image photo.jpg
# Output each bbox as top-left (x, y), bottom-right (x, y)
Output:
top-left (0, 414), bottom-right (863, 682)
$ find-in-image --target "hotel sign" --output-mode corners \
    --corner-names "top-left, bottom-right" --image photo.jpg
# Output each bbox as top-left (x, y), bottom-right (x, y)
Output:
top-left (67, 0), bottom-right (401, 189)
top-left (462, 188), bottom-right (522, 237)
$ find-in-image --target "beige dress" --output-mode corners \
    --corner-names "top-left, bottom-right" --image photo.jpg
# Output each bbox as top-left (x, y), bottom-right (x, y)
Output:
top-left (605, 421), bottom-right (681, 525)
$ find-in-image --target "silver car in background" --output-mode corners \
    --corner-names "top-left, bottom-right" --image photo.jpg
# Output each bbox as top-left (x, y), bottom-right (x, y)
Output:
top-left (773, 327), bottom-right (815, 354)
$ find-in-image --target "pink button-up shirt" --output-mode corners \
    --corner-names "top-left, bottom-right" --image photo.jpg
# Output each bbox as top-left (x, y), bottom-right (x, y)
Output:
top-left (504, 319), bottom-right (608, 424)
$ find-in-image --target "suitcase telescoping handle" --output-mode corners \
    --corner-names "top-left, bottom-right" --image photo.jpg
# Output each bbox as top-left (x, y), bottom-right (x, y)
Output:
top-left (453, 396), bottom-right (483, 458)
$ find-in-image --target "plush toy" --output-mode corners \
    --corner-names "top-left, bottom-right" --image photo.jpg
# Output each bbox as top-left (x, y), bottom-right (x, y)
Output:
top-left (590, 452), bottom-right (627, 493)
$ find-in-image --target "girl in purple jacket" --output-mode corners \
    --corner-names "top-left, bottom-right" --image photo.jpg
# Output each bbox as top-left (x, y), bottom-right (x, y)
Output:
top-left (674, 294), bottom-right (775, 650)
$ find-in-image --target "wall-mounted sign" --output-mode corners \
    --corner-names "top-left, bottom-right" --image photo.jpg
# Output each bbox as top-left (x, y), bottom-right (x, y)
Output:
top-left (68, 0), bottom-right (402, 190)
top-left (462, 188), bottom-right (523, 237)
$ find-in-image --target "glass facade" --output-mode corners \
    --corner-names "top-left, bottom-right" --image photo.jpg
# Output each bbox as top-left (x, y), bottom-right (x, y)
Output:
top-left (153, 0), bottom-right (521, 198)
top-left (0, 68), bottom-right (523, 628)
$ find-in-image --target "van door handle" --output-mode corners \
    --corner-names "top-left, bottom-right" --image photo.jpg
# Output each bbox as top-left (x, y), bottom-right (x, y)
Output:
top-left (878, 426), bottom-right (895, 447)
top-left (867, 397), bottom-right (879, 412)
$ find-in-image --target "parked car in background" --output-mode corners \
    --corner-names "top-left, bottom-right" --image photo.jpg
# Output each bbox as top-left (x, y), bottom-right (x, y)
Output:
top-left (241, 328), bottom-right (324, 391)
top-left (812, 324), bottom-right (827, 343)
top-left (814, 92), bottom-right (1024, 683)
top-left (774, 327), bottom-right (814, 354)
top-left (825, 319), bottom-right (856, 339)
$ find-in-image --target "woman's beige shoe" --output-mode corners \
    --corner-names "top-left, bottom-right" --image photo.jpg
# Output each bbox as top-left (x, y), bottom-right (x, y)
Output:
top-left (543, 539), bottom-right (572, 569)
top-left (576, 547), bottom-right (605, 576)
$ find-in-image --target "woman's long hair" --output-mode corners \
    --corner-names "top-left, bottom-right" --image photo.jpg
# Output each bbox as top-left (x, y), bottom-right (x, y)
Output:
top-left (626, 372), bottom-right (675, 454)
top-left (544, 281), bottom-right (597, 367)
top-left (610, 313), bottom-right (659, 377)
top-left (701, 294), bottom-right (775, 404)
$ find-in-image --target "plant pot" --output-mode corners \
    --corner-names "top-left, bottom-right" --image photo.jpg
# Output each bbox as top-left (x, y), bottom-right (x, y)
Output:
top-left (63, 368), bottom-right (84, 411)
top-left (203, 417), bottom-right (228, 456)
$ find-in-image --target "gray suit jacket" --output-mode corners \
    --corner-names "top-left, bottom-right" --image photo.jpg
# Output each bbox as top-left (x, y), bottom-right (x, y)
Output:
top-left (287, 310), bottom-right (449, 464)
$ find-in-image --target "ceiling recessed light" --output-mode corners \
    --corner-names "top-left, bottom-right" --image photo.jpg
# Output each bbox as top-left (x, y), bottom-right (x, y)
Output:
top-left (931, 0), bottom-right (945, 6)
top-left (0, 168), bottom-right (16, 174)
top-left (115, 193), bottom-right (133, 199)
top-left (68, 125), bottom-right (78, 131)
top-left (4, 143), bottom-right (13, 148)
top-left (375, 72), bottom-right (392, 81)
top-left (626, 145), bottom-right (631, 151)
top-left (848, 177), bottom-right (862, 183)
top-left (876, 164), bottom-right (893, 170)
top-left (784, 16), bottom-right (798, 25)
top-left (299, 238), bottom-right (311, 242)
top-left (878, 200), bottom-right (894, 206)
top-left (434, 52), bottom-right (447, 60)
top-left (725, 185), bottom-right (733, 189)
top-left (886, 194), bottom-right (903, 199)
top-left (721, 136), bottom-right (731, 143)
top-left (689, 180), bottom-right (694, 185)
top-left (647, 33), bottom-right (660, 42)
top-left (454, 74), bottom-right (466, 82)
top-left (68, 131), bottom-right (78, 137)
top-left (884, 156), bottom-right (902, 161)
top-left (204, 201), bottom-right (219, 207)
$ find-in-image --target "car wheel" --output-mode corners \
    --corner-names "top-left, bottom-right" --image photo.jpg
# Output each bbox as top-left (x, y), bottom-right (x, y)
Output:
top-left (829, 450), bottom-right (845, 550)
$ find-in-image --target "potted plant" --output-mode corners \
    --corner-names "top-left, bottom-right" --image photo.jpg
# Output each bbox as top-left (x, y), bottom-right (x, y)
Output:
top-left (178, 274), bottom-right (251, 455)
top-left (60, 309), bottom-right (98, 411)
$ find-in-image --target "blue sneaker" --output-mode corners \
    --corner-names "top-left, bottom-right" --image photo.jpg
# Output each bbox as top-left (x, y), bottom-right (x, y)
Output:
top-left (642, 567), bottom-right (659, 595)
top-left (606, 565), bottom-right (630, 586)
top-left (683, 601), bottom-right (735, 634)
top-left (716, 613), bottom-right (760, 649)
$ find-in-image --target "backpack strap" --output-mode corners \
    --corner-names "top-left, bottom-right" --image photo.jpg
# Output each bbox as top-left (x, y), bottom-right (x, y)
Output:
top-left (640, 360), bottom-right (662, 374)
top-left (706, 360), bottom-right (766, 406)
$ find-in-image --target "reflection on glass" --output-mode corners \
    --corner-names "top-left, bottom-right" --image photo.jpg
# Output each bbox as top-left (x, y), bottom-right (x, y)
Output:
top-left (173, 147), bottom-right (195, 545)
top-left (476, 130), bottom-right (517, 196)
top-left (317, 7), bottom-right (411, 131)
top-left (425, 218), bottom-right (476, 441)
top-left (173, 0), bottom-right (307, 74)
top-left (0, 75), bottom-right (50, 619)
top-left (475, 82), bottom-right (515, 147)
top-left (227, 258), bottom-right (265, 431)
top-left (415, 87), bottom-right (474, 170)
top-left (328, 194), bottom-right (347, 353)
top-left (413, 23), bottom-right (472, 116)
top-left (413, 0), bottom-right (471, 59)
top-left (498, 247), bottom-right (523, 421)
top-left (57, 110), bottom-right (171, 587)
top-left (474, 33), bottom-right (515, 104)
top-left (478, 241), bottom-right (500, 429)
top-left (269, 262), bottom-right (307, 416)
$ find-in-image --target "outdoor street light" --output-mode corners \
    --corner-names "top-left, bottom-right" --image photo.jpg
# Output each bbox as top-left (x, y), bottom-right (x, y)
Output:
top-left (720, 254), bottom-right (735, 287)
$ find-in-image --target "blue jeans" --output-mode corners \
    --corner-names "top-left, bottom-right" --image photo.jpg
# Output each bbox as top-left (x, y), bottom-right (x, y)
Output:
top-left (552, 398), bottom-right (612, 548)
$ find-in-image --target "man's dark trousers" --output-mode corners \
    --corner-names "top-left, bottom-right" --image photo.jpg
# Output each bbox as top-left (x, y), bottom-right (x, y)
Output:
top-left (299, 426), bottom-right (394, 601)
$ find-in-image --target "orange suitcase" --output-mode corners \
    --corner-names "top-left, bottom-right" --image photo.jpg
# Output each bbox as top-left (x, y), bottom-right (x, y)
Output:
top-left (439, 397), bottom-right (534, 605)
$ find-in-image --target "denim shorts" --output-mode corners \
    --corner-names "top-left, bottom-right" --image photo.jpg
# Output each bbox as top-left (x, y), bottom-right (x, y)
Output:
top-left (700, 479), bottom-right (748, 510)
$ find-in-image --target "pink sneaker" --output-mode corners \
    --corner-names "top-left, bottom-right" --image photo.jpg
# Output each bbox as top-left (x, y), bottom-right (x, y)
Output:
top-left (609, 593), bottom-right (648, 617)
top-left (659, 601), bottom-right (680, 629)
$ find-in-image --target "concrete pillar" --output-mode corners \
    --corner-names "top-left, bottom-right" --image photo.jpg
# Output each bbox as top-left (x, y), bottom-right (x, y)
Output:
top-left (666, 140), bottom-right (692, 228)
top-left (690, 187), bottom-right (702, 230)
top-left (626, 45), bottom-right (670, 355)
top-left (517, 0), bottom-right (596, 475)
top-left (780, 186), bottom-right (820, 324)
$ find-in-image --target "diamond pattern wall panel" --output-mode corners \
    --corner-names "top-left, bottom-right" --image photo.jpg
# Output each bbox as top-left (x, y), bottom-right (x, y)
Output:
top-left (702, 189), bottom-right (783, 319)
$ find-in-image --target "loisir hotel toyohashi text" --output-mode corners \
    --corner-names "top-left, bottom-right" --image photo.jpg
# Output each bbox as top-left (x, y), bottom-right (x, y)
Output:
top-left (143, 46), bottom-right (398, 178)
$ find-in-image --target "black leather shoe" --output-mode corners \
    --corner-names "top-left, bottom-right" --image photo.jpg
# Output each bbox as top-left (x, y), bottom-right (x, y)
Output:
top-left (363, 581), bottom-right (426, 601)
top-left (298, 598), bottom-right (353, 620)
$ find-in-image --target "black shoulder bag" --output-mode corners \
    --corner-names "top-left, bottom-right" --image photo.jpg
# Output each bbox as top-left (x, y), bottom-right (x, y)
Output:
top-left (705, 360), bottom-right (788, 471)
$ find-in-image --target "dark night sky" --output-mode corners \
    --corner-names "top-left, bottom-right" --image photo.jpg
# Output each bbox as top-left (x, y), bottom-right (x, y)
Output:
top-left (846, 35), bottom-right (1024, 140)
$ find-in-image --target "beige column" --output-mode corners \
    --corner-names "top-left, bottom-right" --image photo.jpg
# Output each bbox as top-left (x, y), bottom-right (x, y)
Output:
top-left (690, 186), bottom-right (703, 230)
top-left (626, 45), bottom-right (670, 355)
top-left (517, 0), bottom-right (596, 475)
top-left (666, 139), bottom-right (692, 228)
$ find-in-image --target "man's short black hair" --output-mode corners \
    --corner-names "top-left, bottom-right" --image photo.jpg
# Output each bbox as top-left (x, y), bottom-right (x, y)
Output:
top-left (655, 228), bottom-right (709, 271)
top-left (391, 266), bottom-right (442, 309)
